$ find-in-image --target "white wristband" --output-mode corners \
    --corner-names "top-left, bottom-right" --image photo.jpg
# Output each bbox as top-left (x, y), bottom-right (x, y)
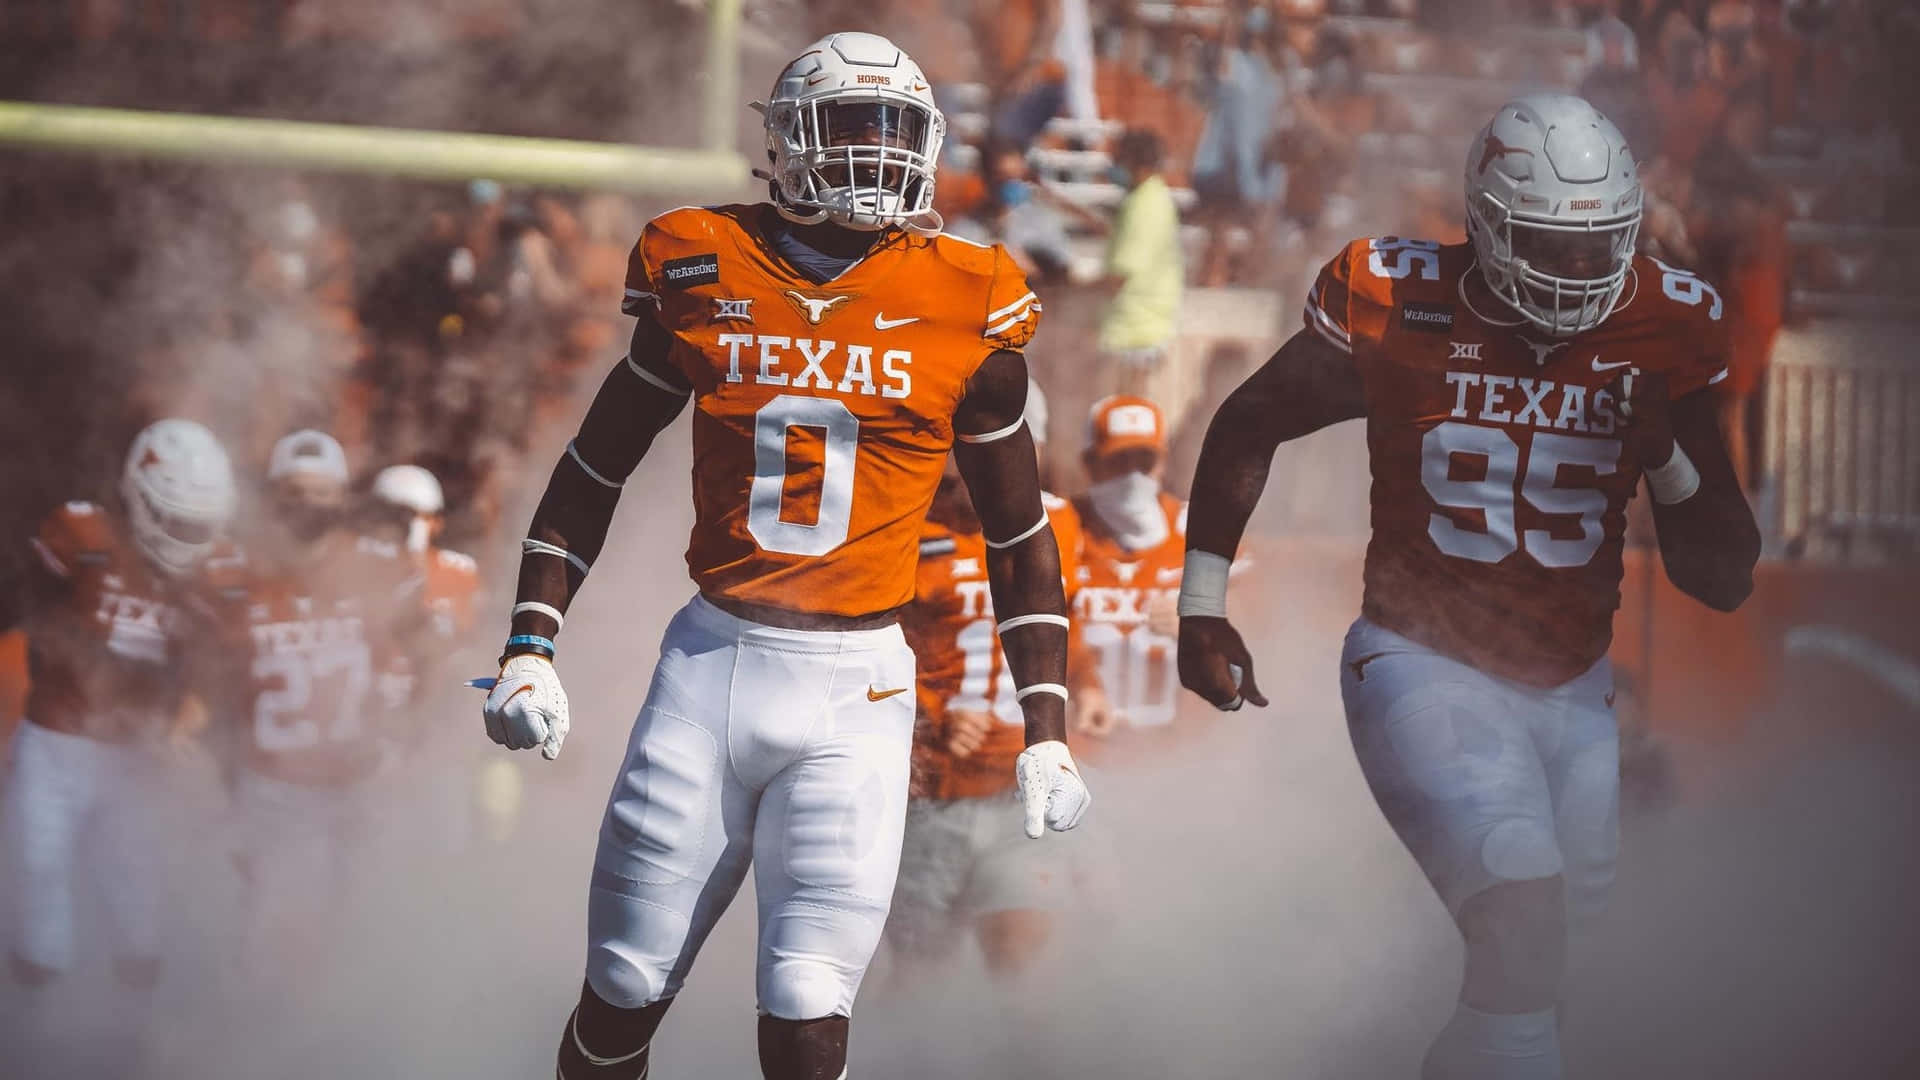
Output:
top-left (1646, 443), bottom-right (1701, 505)
top-left (1176, 550), bottom-right (1232, 617)
top-left (511, 601), bottom-right (565, 630)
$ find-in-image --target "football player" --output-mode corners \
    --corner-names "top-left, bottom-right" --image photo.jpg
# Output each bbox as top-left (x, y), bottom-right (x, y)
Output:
top-left (369, 463), bottom-right (482, 644)
top-left (1178, 95), bottom-right (1761, 1079)
top-left (476, 32), bottom-right (1090, 1080)
top-left (1074, 395), bottom-right (1214, 744)
top-left (0, 420), bottom-right (234, 1001)
top-left (218, 430), bottom-right (424, 966)
top-left (887, 446), bottom-right (1104, 980)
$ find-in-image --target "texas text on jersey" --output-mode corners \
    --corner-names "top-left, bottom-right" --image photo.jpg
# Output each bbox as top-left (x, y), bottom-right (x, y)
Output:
top-left (15, 502), bottom-right (219, 741)
top-left (905, 493), bottom-right (1085, 801)
top-left (1306, 237), bottom-right (1727, 686)
top-left (1073, 492), bottom-right (1191, 731)
top-left (211, 535), bottom-right (424, 788)
top-left (624, 202), bottom-right (1040, 616)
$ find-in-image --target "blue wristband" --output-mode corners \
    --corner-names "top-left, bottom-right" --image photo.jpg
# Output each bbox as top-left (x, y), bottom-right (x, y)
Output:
top-left (500, 634), bottom-right (556, 665)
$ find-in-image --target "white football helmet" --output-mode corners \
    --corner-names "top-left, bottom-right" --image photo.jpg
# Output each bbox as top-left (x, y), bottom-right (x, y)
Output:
top-left (756, 32), bottom-right (946, 233)
top-left (371, 463), bottom-right (444, 553)
top-left (1464, 94), bottom-right (1642, 337)
top-left (121, 418), bottom-right (236, 577)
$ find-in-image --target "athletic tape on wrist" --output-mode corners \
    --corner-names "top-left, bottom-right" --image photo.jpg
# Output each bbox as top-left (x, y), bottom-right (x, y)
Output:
top-left (985, 514), bottom-right (1050, 551)
top-left (1014, 682), bottom-right (1069, 703)
top-left (1646, 443), bottom-right (1701, 505)
top-left (1176, 550), bottom-right (1233, 617)
top-left (997, 613), bottom-right (1069, 634)
top-left (500, 634), bottom-right (556, 664)
top-left (522, 538), bottom-right (590, 576)
top-left (511, 601), bottom-right (565, 630)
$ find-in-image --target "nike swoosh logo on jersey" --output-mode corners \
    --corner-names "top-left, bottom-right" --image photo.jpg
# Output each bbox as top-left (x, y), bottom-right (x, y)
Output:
top-left (1591, 357), bottom-right (1633, 372)
top-left (867, 685), bottom-right (910, 702)
top-left (873, 313), bottom-right (919, 330)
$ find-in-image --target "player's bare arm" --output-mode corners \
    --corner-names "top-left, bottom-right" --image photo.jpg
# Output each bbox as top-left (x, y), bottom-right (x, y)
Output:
top-left (1177, 327), bottom-right (1366, 710)
top-left (1614, 370), bottom-right (1761, 611)
top-left (481, 314), bottom-right (690, 759)
top-left (951, 348), bottom-right (1089, 836)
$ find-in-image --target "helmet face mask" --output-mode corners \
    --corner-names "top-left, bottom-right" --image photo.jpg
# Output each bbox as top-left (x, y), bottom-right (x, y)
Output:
top-left (761, 33), bottom-right (946, 233)
top-left (1464, 94), bottom-right (1643, 338)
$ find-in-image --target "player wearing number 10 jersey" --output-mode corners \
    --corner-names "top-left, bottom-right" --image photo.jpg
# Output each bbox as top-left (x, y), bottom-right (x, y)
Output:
top-left (476, 32), bottom-right (1089, 1080)
top-left (1180, 95), bottom-right (1759, 1080)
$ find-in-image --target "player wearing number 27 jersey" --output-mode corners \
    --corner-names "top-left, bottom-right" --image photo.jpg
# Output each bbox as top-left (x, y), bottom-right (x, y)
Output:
top-left (1180, 95), bottom-right (1759, 1080)
top-left (477, 32), bottom-right (1088, 1080)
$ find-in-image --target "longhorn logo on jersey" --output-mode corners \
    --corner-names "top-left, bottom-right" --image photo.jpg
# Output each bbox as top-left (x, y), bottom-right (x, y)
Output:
top-left (784, 291), bottom-right (853, 325)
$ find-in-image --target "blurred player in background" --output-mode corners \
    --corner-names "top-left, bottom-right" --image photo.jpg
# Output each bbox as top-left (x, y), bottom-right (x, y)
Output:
top-left (476, 31), bottom-right (1089, 1080)
top-left (218, 430), bottom-right (425, 971)
top-left (1073, 395), bottom-right (1214, 743)
top-left (1179, 95), bottom-right (1761, 1079)
top-left (887, 425), bottom-right (1105, 981)
top-left (0, 419), bottom-right (235, 1063)
top-left (368, 463), bottom-right (483, 645)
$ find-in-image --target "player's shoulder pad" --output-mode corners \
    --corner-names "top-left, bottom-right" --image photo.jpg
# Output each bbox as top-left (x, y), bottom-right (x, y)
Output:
top-left (927, 234), bottom-right (1041, 352)
top-left (33, 500), bottom-right (114, 577)
top-left (432, 547), bottom-right (479, 575)
top-left (625, 204), bottom-right (755, 313)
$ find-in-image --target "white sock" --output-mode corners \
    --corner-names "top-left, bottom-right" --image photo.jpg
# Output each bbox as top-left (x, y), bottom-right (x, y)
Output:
top-left (1422, 1004), bottom-right (1561, 1080)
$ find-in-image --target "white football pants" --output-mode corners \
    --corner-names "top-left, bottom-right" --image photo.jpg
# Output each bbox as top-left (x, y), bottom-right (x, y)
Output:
top-left (3, 721), bottom-right (164, 973)
top-left (1341, 617), bottom-right (1619, 919)
top-left (586, 595), bottom-right (916, 1020)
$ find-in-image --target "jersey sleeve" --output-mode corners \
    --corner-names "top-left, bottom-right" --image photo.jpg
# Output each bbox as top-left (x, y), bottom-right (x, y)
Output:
top-left (621, 230), bottom-right (659, 317)
top-left (1650, 258), bottom-right (1734, 398)
top-left (982, 245), bottom-right (1041, 353)
top-left (31, 502), bottom-right (111, 582)
top-left (1303, 237), bottom-right (1402, 359)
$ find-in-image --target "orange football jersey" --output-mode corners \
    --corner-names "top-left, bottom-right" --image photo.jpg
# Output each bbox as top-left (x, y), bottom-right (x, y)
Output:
top-left (1073, 492), bottom-right (1190, 731)
top-left (214, 535), bottom-right (424, 788)
top-left (904, 494), bottom-right (1084, 801)
top-left (624, 204), bottom-right (1040, 618)
top-left (17, 502), bottom-right (210, 742)
top-left (1307, 238), bottom-right (1729, 686)
top-left (423, 546), bottom-right (482, 641)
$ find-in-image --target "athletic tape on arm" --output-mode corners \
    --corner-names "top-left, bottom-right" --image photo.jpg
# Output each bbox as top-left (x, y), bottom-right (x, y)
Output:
top-left (522, 538), bottom-right (590, 576)
top-left (957, 417), bottom-right (1025, 445)
top-left (511, 601), bottom-right (565, 630)
top-left (997, 613), bottom-right (1069, 634)
top-left (566, 440), bottom-right (624, 489)
top-left (985, 514), bottom-right (1050, 550)
top-left (1176, 550), bottom-right (1233, 617)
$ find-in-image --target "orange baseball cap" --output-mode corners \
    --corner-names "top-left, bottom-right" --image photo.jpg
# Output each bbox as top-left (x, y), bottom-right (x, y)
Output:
top-left (1086, 395), bottom-right (1166, 458)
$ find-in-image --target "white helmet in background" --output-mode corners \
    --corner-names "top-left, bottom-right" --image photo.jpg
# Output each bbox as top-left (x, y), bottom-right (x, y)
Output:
top-left (371, 464), bottom-right (444, 554)
top-left (1464, 94), bottom-right (1642, 337)
top-left (121, 418), bottom-right (236, 577)
top-left (756, 31), bottom-right (946, 233)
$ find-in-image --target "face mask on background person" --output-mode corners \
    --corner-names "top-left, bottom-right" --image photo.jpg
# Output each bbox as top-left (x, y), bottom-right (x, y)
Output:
top-left (1087, 470), bottom-right (1168, 551)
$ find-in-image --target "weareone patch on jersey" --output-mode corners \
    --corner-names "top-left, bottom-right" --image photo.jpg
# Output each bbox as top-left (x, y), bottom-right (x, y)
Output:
top-left (1399, 301), bottom-right (1456, 333)
top-left (660, 254), bottom-right (721, 288)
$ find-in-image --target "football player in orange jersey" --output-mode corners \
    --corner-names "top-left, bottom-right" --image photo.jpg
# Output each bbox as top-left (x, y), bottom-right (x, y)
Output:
top-left (474, 32), bottom-right (1089, 1080)
top-left (0, 420), bottom-right (234, 1057)
top-left (887, 408), bottom-right (1107, 981)
top-left (369, 463), bottom-right (482, 645)
top-left (1178, 95), bottom-right (1761, 1079)
top-left (1073, 395), bottom-right (1215, 743)
top-left (219, 430), bottom-right (426, 968)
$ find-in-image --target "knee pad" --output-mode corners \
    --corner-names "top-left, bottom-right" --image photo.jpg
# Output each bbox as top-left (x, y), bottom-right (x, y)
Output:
top-left (759, 958), bottom-right (851, 1022)
top-left (1423, 1004), bottom-right (1560, 1080)
top-left (586, 939), bottom-right (670, 1011)
top-left (1456, 876), bottom-right (1567, 1012)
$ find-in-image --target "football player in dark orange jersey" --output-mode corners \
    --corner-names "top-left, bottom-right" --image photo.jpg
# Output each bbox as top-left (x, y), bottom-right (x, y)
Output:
top-left (0, 419), bottom-right (235, 1067)
top-left (887, 420), bottom-right (1104, 982)
top-left (475, 32), bottom-right (1089, 1080)
top-left (1178, 95), bottom-right (1760, 1079)
top-left (219, 430), bottom-right (425, 968)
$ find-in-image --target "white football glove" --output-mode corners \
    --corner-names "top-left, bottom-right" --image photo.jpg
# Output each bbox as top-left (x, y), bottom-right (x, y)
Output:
top-left (480, 654), bottom-right (570, 761)
top-left (1015, 739), bottom-right (1090, 839)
